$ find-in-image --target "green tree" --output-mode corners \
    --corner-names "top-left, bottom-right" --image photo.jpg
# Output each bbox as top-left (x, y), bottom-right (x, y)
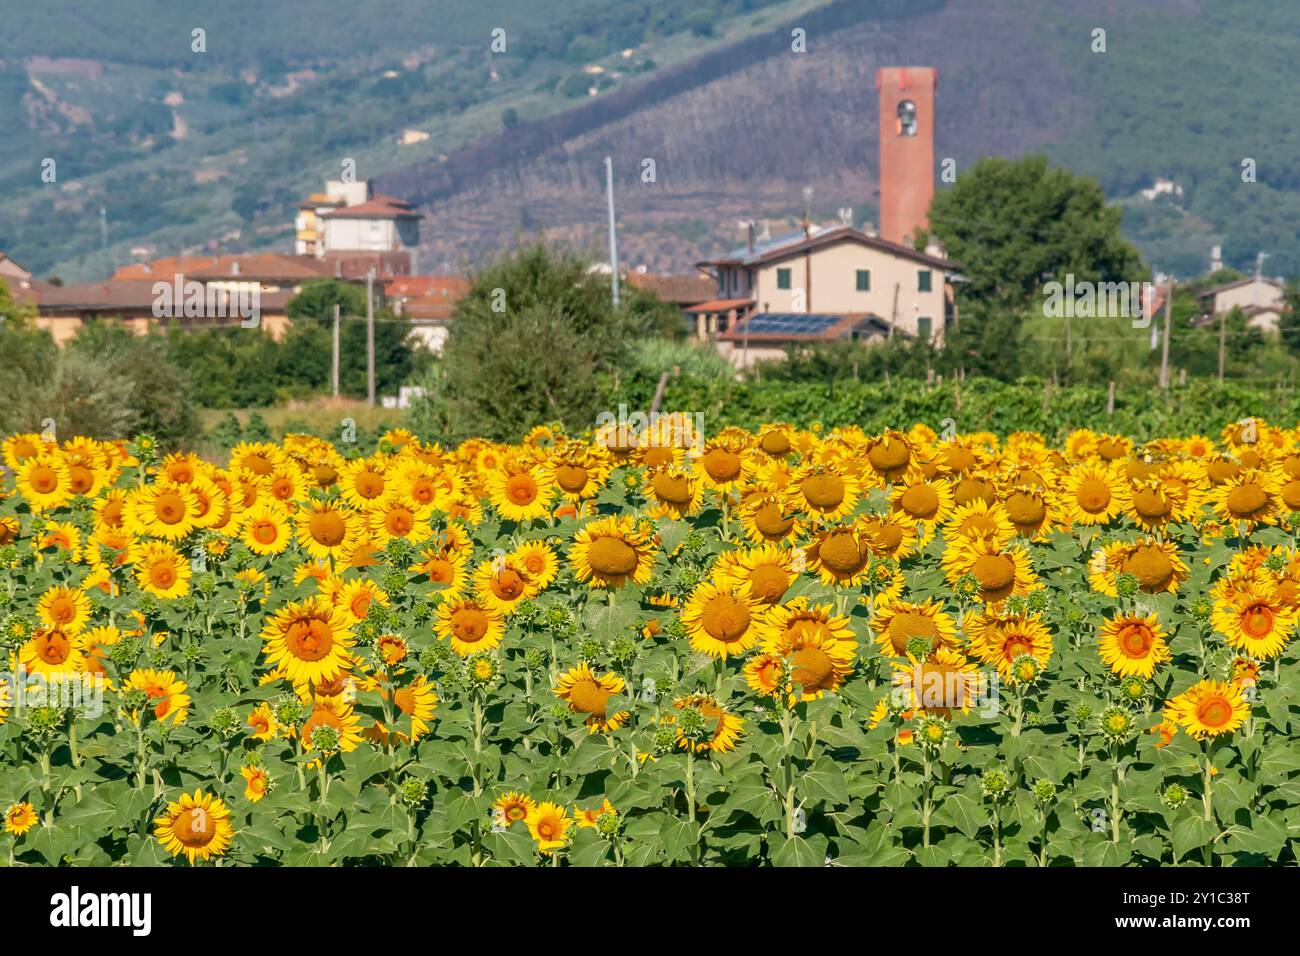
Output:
top-left (930, 155), bottom-right (1146, 307)
top-left (412, 242), bottom-right (656, 442)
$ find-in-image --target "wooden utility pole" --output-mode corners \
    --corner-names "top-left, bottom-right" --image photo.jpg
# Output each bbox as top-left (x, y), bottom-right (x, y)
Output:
top-left (365, 268), bottom-right (376, 407)
top-left (604, 157), bottom-right (620, 308)
top-left (1107, 380), bottom-right (1115, 416)
top-left (888, 282), bottom-right (900, 338)
top-left (1158, 278), bottom-right (1174, 389)
top-left (331, 303), bottom-right (340, 397)
top-left (1064, 312), bottom-right (1073, 385)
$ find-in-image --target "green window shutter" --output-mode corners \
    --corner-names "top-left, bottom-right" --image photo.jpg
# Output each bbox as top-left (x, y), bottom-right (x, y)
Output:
top-left (856, 269), bottom-right (870, 291)
top-left (777, 268), bottom-right (792, 290)
top-left (917, 316), bottom-right (932, 340)
top-left (918, 269), bottom-right (932, 292)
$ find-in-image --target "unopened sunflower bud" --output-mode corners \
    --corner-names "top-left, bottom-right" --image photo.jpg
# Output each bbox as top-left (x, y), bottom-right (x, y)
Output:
top-left (1161, 783), bottom-right (1189, 809)
top-left (399, 776), bottom-right (429, 808)
top-left (1119, 675), bottom-right (1147, 702)
top-left (1031, 779), bottom-right (1057, 804)
top-left (917, 716), bottom-right (948, 748)
top-left (577, 636), bottom-right (603, 661)
top-left (209, 707), bottom-right (239, 739)
top-left (311, 725), bottom-right (341, 754)
top-left (954, 573), bottom-right (979, 600)
top-left (27, 704), bottom-right (63, 737)
top-left (981, 768), bottom-right (1011, 800)
top-left (595, 808), bottom-right (621, 837)
top-left (1114, 573), bottom-right (1139, 599)
top-left (905, 635), bottom-right (934, 659)
top-left (652, 723), bottom-right (677, 755)
top-left (1099, 705), bottom-right (1134, 743)
top-left (273, 698), bottom-right (304, 726)
top-left (609, 635), bottom-right (636, 663)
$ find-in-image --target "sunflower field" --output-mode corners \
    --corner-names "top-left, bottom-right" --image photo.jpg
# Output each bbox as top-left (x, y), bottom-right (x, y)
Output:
top-left (0, 418), bottom-right (1298, 868)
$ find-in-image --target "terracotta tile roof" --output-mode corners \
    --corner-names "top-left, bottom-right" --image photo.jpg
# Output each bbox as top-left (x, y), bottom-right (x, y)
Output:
top-left (113, 256), bottom-right (221, 280)
top-left (384, 275), bottom-right (469, 299)
top-left (186, 254), bottom-right (335, 282)
top-left (626, 272), bottom-right (715, 305)
top-left (320, 198), bottom-right (420, 220)
top-left (686, 297), bottom-right (754, 313)
top-left (34, 280), bottom-right (293, 313)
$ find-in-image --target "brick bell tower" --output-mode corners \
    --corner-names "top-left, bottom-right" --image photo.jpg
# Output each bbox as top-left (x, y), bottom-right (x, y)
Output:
top-left (876, 66), bottom-right (937, 246)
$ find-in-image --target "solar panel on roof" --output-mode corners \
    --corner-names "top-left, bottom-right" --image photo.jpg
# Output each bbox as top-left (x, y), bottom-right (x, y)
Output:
top-left (744, 313), bottom-right (843, 335)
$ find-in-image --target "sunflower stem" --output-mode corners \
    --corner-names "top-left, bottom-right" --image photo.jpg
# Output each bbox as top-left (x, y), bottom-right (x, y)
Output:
top-left (1202, 737), bottom-right (1216, 867)
top-left (472, 692), bottom-right (484, 797)
top-left (1109, 743), bottom-right (1123, 843)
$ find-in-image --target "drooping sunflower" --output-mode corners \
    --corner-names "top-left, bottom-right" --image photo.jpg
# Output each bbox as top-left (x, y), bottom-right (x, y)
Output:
top-left (569, 516), bottom-right (656, 589)
top-left (19, 628), bottom-right (86, 677)
top-left (870, 597), bottom-right (960, 658)
top-left (942, 537), bottom-right (1038, 605)
top-left (739, 490), bottom-right (803, 545)
top-left (36, 585), bottom-right (92, 636)
top-left (434, 597), bottom-right (506, 656)
top-left (1097, 612), bottom-right (1171, 678)
top-left (788, 462), bottom-right (860, 523)
top-left (889, 646), bottom-right (985, 716)
top-left (155, 790), bottom-right (233, 864)
top-left (804, 522), bottom-right (873, 587)
top-left (553, 662), bottom-right (629, 733)
top-left (1211, 582), bottom-right (1297, 660)
top-left (760, 596), bottom-right (856, 654)
top-left (682, 580), bottom-right (767, 658)
top-left (671, 693), bottom-right (744, 753)
top-left (125, 668), bottom-right (192, 724)
top-left (525, 802), bottom-right (572, 854)
top-left (1208, 468), bottom-right (1283, 530)
top-left (260, 597), bottom-right (355, 686)
top-left (1163, 679), bottom-right (1250, 740)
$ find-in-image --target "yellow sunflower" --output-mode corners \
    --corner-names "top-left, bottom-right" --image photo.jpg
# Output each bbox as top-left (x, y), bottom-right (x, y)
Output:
top-left (804, 522), bottom-right (873, 587)
top-left (155, 790), bottom-right (233, 864)
top-left (239, 502), bottom-right (293, 556)
top-left (260, 597), bottom-right (355, 686)
top-left (36, 585), bottom-right (92, 636)
top-left (553, 662), bottom-right (629, 733)
top-left (525, 801), bottom-right (572, 854)
top-left (1208, 469), bottom-right (1282, 530)
top-left (870, 597), bottom-right (960, 658)
top-left (295, 500), bottom-right (361, 562)
top-left (569, 516), bottom-right (656, 589)
top-left (942, 537), bottom-right (1038, 605)
top-left (1061, 463), bottom-right (1123, 526)
top-left (19, 628), bottom-right (86, 677)
top-left (434, 597), bottom-right (506, 656)
top-left (131, 540), bottom-right (191, 600)
top-left (494, 791), bottom-right (536, 826)
top-left (966, 610), bottom-right (1054, 677)
top-left (1093, 610), bottom-right (1170, 677)
top-left (125, 480), bottom-right (200, 540)
top-left (1211, 582), bottom-right (1296, 660)
top-left (671, 694), bottom-right (744, 753)
top-left (15, 455), bottom-right (73, 512)
top-left (125, 668), bottom-right (191, 724)
top-left (1163, 680), bottom-right (1249, 740)
top-left (486, 464), bottom-right (556, 523)
top-left (681, 580), bottom-right (767, 658)
top-left (4, 802), bottom-right (37, 837)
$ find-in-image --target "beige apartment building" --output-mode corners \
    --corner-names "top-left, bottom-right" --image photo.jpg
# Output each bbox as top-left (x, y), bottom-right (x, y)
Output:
top-left (693, 225), bottom-right (954, 346)
top-left (1199, 276), bottom-right (1286, 333)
